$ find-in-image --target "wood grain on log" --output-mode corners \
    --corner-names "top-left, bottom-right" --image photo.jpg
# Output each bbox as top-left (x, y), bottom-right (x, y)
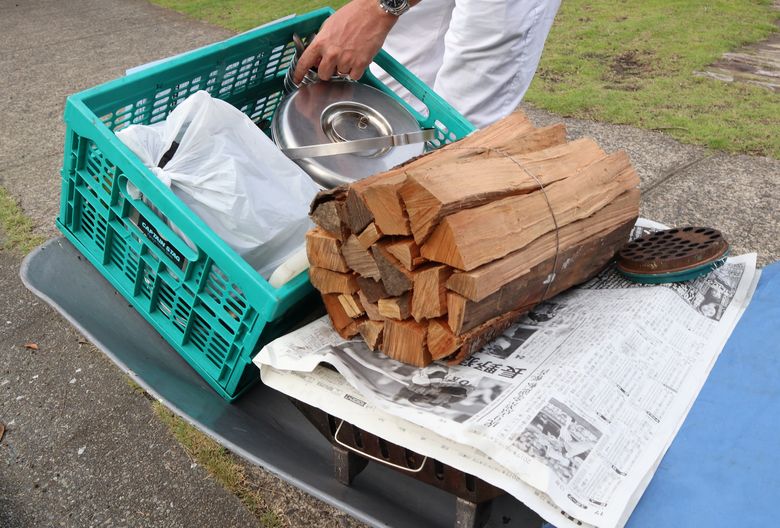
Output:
top-left (356, 223), bottom-right (383, 249)
top-left (401, 138), bottom-right (606, 244)
top-left (358, 290), bottom-right (384, 321)
top-left (356, 276), bottom-right (390, 303)
top-left (411, 265), bottom-right (451, 321)
top-left (309, 267), bottom-right (359, 294)
top-left (385, 239), bottom-right (425, 271)
top-left (382, 319), bottom-right (431, 367)
top-left (306, 228), bottom-right (349, 273)
top-left (344, 111), bottom-right (535, 235)
top-left (448, 218), bottom-right (635, 334)
top-left (378, 293), bottom-right (412, 320)
top-left (421, 151), bottom-right (638, 270)
top-left (428, 318), bottom-right (461, 360)
top-left (322, 293), bottom-right (359, 338)
top-left (358, 320), bottom-right (384, 350)
top-left (447, 189), bottom-right (640, 301)
top-left (341, 235), bottom-right (382, 280)
top-left (338, 293), bottom-right (365, 318)
top-left (310, 187), bottom-right (350, 240)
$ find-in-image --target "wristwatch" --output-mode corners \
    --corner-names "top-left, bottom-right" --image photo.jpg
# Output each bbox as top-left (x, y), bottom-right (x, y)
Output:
top-left (378, 0), bottom-right (410, 17)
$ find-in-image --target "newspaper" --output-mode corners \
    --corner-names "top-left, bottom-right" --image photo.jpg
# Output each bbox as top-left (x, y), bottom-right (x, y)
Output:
top-left (255, 220), bottom-right (759, 528)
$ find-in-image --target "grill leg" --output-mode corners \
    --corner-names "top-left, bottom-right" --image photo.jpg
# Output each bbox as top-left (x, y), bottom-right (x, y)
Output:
top-left (333, 445), bottom-right (369, 486)
top-left (455, 497), bottom-right (493, 528)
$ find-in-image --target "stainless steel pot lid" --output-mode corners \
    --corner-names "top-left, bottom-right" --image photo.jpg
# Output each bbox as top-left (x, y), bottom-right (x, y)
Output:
top-left (272, 80), bottom-right (426, 188)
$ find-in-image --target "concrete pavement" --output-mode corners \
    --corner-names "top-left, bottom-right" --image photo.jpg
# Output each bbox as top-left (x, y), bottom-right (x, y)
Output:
top-left (0, 1), bottom-right (360, 527)
top-left (0, 0), bottom-right (777, 527)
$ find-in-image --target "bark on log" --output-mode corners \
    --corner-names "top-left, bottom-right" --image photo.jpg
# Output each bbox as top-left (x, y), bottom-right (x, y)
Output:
top-left (448, 218), bottom-right (635, 334)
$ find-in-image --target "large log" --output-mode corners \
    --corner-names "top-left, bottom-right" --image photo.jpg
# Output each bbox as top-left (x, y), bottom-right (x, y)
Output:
top-left (344, 111), bottom-right (536, 234)
top-left (400, 138), bottom-right (606, 244)
top-left (448, 218), bottom-right (636, 334)
top-left (447, 189), bottom-right (640, 301)
top-left (421, 151), bottom-right (639, 270)
top-left (306, 112), bottom-right (642, 367)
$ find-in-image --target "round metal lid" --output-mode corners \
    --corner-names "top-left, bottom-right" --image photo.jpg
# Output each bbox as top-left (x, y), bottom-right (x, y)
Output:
top-left (272, 80), bottom-right (424, 188)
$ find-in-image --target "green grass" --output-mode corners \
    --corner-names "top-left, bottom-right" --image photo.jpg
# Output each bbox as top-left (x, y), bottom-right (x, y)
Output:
top-left (153, 0), bottom-right (347, 31)
top-left (0, 187), bottom-right (45, 254)
top-left (154, 0), bottom-right (779, 158)
top-left (153, 401), bottom-right (284, 527)
top-left (526, 0), bottom-right (780, 157)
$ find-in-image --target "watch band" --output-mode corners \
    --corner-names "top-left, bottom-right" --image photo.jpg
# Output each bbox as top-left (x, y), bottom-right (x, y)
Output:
top-left (378, 0), bottom-right (410, 17)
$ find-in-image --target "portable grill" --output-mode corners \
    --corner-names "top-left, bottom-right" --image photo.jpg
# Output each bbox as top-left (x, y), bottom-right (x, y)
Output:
top-left (292, 399), bottom-right (506, 528)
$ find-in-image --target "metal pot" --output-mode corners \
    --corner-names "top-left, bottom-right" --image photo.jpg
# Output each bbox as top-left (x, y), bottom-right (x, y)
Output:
top-left (271, 80), bottom-right (428, 188)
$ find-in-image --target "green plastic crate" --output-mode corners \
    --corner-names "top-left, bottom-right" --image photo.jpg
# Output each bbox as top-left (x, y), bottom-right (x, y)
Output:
top-left (57, 8), bottom-right (475, 401)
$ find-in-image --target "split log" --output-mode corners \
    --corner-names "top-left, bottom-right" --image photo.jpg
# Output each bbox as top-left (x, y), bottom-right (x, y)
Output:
top-left (447, 189), bottom-right (640, 301)
top-left (386, 239), bottom-right (425, 271)
top-left (307, 110), bottom-right (641, 367)
top-left (400, 138), bottom-right (606, 244)
top-left (382, 319), bottom-right (430, 367)
top-left (448, 217), bottom-right (635, 334)
top-left (497, 124), bottom-right (567, 157)
top-left (356, 276), bottom-right (390, 303)
top-left (358, 320), bottom-right (384, 350)
top-left (305, 228), bottom-right (349, 273)
top-left (411, 265), bottom-right (451, 321)
top-left (309, 187), bottom-right (349, 240)
top-left (421, 151), bottom-right (638, 270)
top-left (322, 293), bottom-right (359, 338)
top-left (378, 293), bottom-right (412, 320)
top-left (338, 293), bottom-right (365, 318)
top-left (356, 223), bottom-right (383, 249)
top-left (309, 267), bottom-right (358, 294)
top-left (371, 244), bottom-right (415, 296)
top-left (363, 123), bottom-right (569, 237)
top-left (341, 235), bottom-right (381, 280)
top-left (428, 318), bottom-right (460, 360)
top-left (358, 290), bottom-right (384, 321)
top-left (345, 111), bottom-right (535, 234)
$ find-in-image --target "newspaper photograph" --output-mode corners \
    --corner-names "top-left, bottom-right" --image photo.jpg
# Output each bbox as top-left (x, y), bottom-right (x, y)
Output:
top-left (255, 219), bottom-right (759, 528)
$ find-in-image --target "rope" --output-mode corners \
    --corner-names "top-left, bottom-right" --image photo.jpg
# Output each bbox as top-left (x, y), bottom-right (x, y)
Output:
top-left (439, 146), bottom-right (561, 304)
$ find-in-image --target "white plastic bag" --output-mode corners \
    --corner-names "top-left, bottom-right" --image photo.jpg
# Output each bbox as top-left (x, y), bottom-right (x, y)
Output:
top-left (117, 91), bottom-right (320, 279)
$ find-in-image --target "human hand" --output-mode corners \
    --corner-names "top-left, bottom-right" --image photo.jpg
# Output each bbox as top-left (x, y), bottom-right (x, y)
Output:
top-left (293, 0), bottom-right (398, 83)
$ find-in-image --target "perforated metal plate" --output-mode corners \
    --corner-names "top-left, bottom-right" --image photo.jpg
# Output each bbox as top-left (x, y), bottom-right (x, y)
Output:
top-left (617, 227), bottom-right (729, 283)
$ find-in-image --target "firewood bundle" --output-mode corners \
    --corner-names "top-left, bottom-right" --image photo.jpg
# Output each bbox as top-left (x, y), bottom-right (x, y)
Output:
top-left (306, 111), bottom-right (640, 367)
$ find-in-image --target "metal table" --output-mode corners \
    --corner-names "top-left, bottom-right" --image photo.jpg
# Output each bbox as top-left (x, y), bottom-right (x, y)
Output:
top-left (21, 238), bottom-right (780, 527)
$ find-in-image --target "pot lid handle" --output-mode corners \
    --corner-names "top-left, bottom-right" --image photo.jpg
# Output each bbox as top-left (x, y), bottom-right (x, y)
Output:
top-left (280, 129), bottom-right (436, 160)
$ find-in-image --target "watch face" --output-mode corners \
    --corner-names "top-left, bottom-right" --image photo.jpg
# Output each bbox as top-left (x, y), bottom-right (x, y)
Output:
top-left (384, 0), bottom-right (405, 8)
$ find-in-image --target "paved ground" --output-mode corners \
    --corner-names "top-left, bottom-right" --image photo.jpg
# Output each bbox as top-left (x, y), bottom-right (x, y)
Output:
top-left (0, 0), bottom-right (778, 527)
top-left (0, 1), bottom-right (357, 527)
top-left (695, 0), bottom-right (780, 92)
